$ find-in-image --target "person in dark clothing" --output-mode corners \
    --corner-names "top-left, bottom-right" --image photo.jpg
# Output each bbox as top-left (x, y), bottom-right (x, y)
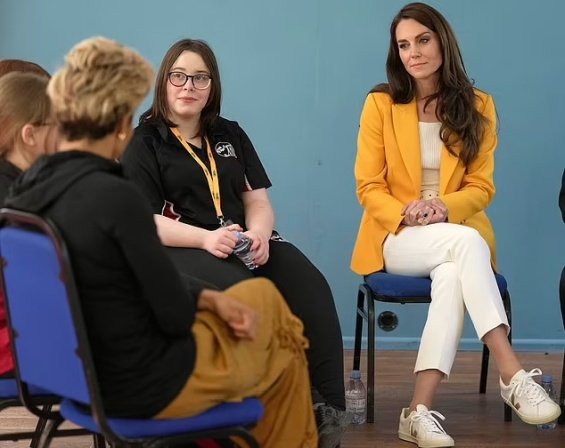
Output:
top-left (559, 170), bottom-right (565, 222)
top-left (0, 68), bottom-right (56, 376)
top-left (120, 38), bottom-right (348, 447)
top-left (559, 169), bottom-right (565, 344)
top-left (6, 37), bottom-right (317, 447)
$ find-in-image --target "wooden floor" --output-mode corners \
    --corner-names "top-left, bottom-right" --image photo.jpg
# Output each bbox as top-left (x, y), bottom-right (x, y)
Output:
top-left (341, 350), bottom-right (564, 448)
top-left (0, 350), bottom-right (562, 447)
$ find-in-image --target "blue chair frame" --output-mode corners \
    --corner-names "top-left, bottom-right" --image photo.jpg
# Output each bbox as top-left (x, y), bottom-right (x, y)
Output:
top-left (353, 271), bottom-right (513, 423)
top-left (0, 208), bottom-right (262, 448)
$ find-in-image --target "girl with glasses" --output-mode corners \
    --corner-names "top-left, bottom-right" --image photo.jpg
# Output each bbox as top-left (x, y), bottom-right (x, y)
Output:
top-left (121, 38), bottom-right (348, 448)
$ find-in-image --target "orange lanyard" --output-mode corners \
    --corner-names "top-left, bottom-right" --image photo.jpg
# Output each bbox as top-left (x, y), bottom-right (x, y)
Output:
top-left (170, 127), bottom-right (225, 225)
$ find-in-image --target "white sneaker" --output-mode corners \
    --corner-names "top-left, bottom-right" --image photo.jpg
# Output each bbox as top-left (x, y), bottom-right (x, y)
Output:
top-left (398, 404), bottom-right (455, 448)
top-left (500, 368), bottom-right (562, 425)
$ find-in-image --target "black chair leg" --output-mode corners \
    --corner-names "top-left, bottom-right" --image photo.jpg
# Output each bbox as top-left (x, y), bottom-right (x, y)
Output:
top-left (30, 404), bottom-right (52, 448)
top-left (504, 401), bottom-right (512, 422)
top-left (30, 417), bottom-right (49, 448)
top-left (479, 345), bottom-right (489, 394)
top-left (366, 287), bottom-right (375, 424)
top-left (479, 290), bottom-right (513, 422)
top-left (480, 346), bottom-right (512, 422)
top-left (353, 286), bottom-right (365, 372)
top-left (503, 291), bottom-right (513, 422)
top-left (37, 416), bottom-right (63, 448)
top-left (92, 433), bottom-right (107, 448)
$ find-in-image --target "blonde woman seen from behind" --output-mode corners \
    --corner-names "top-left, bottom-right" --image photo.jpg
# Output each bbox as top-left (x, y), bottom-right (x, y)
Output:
top-left (5, 37), bottom-right (317, 447)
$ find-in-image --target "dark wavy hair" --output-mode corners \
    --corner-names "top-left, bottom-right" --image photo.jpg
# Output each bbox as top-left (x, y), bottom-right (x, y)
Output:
top-left (372, 2), bottom-right (488, 166)
top-left (139, 39), bottom-right (221, 139)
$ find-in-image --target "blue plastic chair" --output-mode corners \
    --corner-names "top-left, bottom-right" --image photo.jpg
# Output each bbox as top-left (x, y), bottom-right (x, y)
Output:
top-left (353, 271), bottom-right (513, 423)
top-left (0, 209), bottom-right (263, 448)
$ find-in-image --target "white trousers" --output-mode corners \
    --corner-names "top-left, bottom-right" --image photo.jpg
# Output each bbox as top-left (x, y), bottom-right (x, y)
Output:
top-left (382, 223), bottom-right (509, 376)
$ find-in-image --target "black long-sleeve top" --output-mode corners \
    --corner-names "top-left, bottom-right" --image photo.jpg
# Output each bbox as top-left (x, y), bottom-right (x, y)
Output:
top-left (6, 151), bottom-right (204, 417)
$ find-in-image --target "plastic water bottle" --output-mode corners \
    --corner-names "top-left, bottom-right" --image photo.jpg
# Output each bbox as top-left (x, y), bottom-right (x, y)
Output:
top-left (345, 370), bottom-right (366, 424)
top-left (536, 375), bottom-right (557, 430)
top-left (233, 232), bottom-right (256, 269)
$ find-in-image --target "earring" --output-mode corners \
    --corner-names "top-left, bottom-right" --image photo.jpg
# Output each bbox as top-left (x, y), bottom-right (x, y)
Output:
top-left (117, 132), bottom-right (127, 141)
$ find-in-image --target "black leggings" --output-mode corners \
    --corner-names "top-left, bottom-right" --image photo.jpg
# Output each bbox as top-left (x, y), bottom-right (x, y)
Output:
top-left (166, 240), bottom-right (345, 409)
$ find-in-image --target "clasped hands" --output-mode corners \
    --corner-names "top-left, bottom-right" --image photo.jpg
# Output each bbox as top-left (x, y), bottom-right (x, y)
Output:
top-left (401, 198), bottom-right (448, 226)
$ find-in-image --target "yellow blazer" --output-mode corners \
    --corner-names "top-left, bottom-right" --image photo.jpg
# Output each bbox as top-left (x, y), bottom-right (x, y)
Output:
top-left (351, 90), bottom-right (498, 275)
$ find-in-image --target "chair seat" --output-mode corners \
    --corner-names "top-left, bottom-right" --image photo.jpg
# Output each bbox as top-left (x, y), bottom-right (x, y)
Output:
top-left (61, 397), bottom-right (264, 439)
top-left (364, 271), bottom-right (508, 300)
top-left (0, 378), bottom-right (53, 398)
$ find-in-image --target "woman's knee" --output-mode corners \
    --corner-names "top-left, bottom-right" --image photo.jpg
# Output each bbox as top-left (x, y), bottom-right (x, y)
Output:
top-left (450, 225), bottom-right (489, 252)
top-left (430, 261), bottom-right (459, 284)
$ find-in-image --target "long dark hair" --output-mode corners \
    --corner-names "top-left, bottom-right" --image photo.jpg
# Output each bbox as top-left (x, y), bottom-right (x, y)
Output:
top-left (139, 39), bottom-right (221, 138)
top-left (372, 2), bottom-right (487, 166)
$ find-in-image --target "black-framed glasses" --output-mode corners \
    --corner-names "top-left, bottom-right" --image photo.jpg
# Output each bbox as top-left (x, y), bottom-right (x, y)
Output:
top-left (168, 72), bottom-right (212, 90)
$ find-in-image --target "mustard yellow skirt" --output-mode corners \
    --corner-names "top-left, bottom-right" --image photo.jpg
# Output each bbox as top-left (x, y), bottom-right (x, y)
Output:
top-left (155, 278), bottom-right (318, 448)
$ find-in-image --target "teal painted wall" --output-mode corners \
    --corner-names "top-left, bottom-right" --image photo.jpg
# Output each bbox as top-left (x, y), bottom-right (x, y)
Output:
top-left (1, 0), bottom-right (563, 350)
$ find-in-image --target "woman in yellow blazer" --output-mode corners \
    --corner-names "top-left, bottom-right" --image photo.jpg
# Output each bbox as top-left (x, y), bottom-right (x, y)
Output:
top-left (352, 3), bottom-right (561, 447)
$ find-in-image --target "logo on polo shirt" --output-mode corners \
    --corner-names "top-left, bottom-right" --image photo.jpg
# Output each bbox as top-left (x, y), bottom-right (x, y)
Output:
top-left (215, 142), bottom-right (237, 158)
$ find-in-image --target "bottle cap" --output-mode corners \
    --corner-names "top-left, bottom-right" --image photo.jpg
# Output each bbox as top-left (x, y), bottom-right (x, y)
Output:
top-left (350, 370), bottom-right (361, 380)
top-left (541, 374), bottom-right (553, 383)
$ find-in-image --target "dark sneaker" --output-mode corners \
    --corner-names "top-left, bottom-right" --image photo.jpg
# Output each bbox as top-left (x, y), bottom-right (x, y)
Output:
top-left (314, 403), bottom-right (351, 448)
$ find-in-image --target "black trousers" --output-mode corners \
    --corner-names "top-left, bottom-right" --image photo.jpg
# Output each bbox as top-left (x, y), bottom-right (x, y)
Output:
top-left (166, 239), bottom-right (346, 409)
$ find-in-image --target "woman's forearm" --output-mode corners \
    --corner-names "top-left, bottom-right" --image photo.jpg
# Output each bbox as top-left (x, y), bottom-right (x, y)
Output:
top-left (242, 189), bottom-right (274, 239)
top-left (245, 200), bottom-right (274, 238)
top-left (154, 214), bottom-right (209, 248)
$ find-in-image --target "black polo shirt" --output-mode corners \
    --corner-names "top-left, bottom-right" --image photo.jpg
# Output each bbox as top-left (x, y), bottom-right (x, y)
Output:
top-left (121, 117), bottom-right (272, 230)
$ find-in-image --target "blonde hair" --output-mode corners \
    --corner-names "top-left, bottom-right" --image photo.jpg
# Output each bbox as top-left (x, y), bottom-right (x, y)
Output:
top-left (0, 72), bottom-right (51, 156)
top-left (48, 37), bottom-right (153, 141)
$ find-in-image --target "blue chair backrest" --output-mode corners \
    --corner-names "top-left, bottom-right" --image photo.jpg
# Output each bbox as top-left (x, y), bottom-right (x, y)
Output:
top-left (0, 224), bottom-right (91, 404)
